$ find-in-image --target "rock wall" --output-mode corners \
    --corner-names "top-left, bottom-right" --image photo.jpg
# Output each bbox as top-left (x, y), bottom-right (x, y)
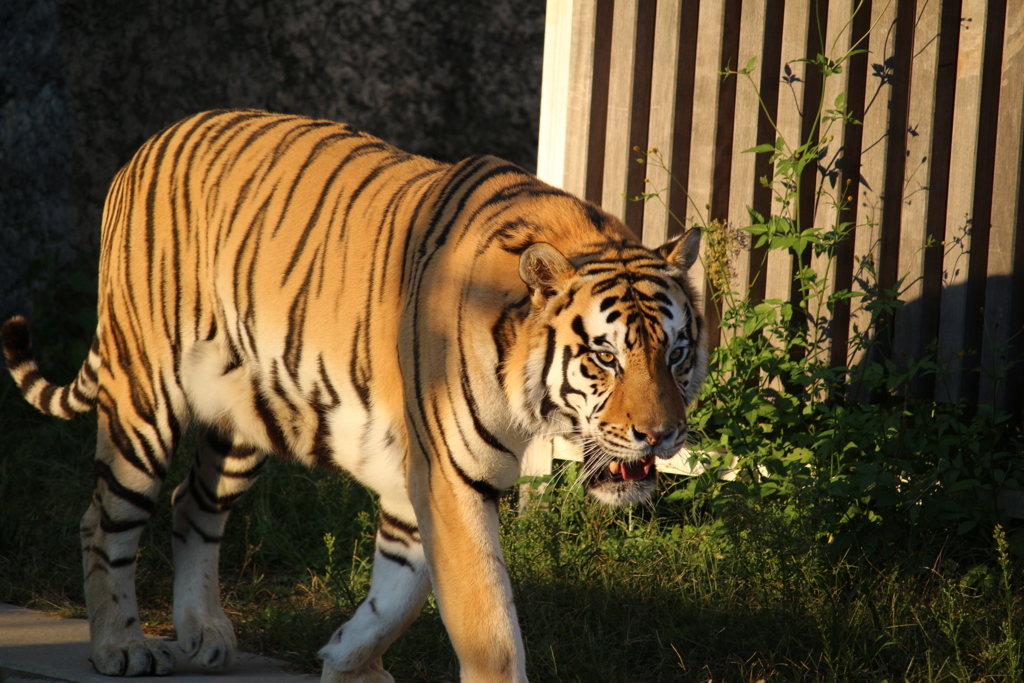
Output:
top-left (0, 0), bottom-right (544, 320)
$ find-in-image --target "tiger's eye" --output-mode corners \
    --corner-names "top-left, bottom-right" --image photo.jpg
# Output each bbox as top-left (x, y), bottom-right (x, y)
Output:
top-left (669, 346), bottom-right (688, 363)
top-left (595, 351), bottom-right (616, 365)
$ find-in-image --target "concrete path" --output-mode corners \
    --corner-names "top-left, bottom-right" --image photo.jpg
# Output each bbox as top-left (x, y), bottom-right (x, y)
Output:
top-left (0, 604), bottom-right (316, 682)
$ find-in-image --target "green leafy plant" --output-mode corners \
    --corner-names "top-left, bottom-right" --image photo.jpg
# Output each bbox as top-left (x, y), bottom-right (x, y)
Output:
top-left (635, 20), bottom-right (1024, 562)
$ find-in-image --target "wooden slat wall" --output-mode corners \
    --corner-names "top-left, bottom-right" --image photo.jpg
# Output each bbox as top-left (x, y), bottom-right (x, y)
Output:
top-left (536, 0), bottom-right (1024, 419)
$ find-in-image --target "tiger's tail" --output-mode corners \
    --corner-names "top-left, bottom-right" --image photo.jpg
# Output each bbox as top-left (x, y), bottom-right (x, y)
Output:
top-left (1, 316), bottom-right (99, 419)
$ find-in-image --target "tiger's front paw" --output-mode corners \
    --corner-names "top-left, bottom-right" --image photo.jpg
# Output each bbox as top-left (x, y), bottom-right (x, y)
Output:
top-left (90, 638), bottom-right (176, 676)
top-left (176, 612), bottom-right (237, 670)
top-left (321, 657), bottom-right (395, 683)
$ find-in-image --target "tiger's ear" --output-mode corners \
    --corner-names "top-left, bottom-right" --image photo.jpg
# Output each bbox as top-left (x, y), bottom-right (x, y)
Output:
top-left (519, 242), bottom-right (575, 303)
top-left (657, 228), bottom-right (701, 272)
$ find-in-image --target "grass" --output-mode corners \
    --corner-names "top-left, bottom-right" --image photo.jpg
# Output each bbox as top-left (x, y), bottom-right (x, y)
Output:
top-left (2, 369), bottom-right (1024, 681)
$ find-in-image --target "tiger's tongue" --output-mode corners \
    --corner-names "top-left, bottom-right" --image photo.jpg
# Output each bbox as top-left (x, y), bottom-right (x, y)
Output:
top-left (621, 458), bottom-right (651, 481)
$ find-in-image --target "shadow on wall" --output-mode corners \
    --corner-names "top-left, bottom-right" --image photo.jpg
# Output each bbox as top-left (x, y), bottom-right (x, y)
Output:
top-left (0, 0), bottom-right (545, 320)
top-left (843, 268), bottom-right (1024, 416)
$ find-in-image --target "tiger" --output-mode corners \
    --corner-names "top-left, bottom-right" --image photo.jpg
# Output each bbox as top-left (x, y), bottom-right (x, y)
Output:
top-left (1, 109), bottom-right (707, 682)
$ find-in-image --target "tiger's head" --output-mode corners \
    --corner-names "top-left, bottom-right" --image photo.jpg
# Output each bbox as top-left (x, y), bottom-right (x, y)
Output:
top-left (519, 229), bottom-right (707, 506)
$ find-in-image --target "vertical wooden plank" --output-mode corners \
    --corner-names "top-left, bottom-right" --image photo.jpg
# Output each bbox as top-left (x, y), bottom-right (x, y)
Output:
top-left (849, 0), bottom-right (899, 398)
top-left (829, 2), bottom-right (873, 371)
top-left (808, 0), bottom-right (856, 369)
top-left (686, 1), bottom-right (728, 223)
top-left (654, 2), bottom-right (700, 244)
top-left (873, 0), bottom-right (916, 348)
top-left (737, 0), bottom-right (782, 309)
top-left (600, 0), bottom-right (640, 221)
top-left (957, 0), bottom-right (1006, 403)
top-left (601, 0), bottom-right (656, 231)
top-left (643, 0), bottom-right (706, 305)
top-left (934, 0), bottom-right (989, 403)
top-left (763, 0), bottom-right (812, 306)
top-left (561, 0), bottom-right (597, 198)
top-left (893, 0), bottom-right (943, 367)
top-left (724, 0), bottom-right (770, 301)
top-left (643, 0), bottom-right (685, 247)
top-left (813, 0), bottom-right (852, 259)
top-left (703, 0), bottom-right (742, 345)
top-left (979, 2), bottom-right (1024, 409)
top-left (562, 0), bottom-right (613, 202)
top-left (708, 1), bottom-right (742, 224)
top-left (536, 0), bottom-right (575, 188)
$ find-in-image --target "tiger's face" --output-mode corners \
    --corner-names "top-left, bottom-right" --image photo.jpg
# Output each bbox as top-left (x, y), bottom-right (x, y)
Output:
top-left (519, 230), bottom-right (706, 506)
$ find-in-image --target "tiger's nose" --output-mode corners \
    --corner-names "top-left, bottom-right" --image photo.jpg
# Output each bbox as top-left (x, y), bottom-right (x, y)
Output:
top-left (632, 427), bottom-right (676, 446)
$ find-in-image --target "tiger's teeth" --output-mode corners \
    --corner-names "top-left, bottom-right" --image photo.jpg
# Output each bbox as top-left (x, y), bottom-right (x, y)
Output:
top-left (608, 461), bottom-right (620, 475)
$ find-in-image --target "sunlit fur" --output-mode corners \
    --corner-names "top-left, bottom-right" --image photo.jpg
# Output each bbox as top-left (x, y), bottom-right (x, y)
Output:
top-left (1, 110), bottom-right (706, 682)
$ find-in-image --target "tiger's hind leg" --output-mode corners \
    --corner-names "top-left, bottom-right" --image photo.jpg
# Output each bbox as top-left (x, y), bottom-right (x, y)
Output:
top-left (320, 502), bottom-right (431, 683)
top-left (170, 426), bottom-right (268, 670)
top-left (82, 408), bottom-right (179, 675)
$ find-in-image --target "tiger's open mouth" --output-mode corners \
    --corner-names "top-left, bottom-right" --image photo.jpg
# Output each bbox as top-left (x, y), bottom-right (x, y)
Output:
top-left (582, 447), bottom-right (657, 506)
top-left (593, 454), bottom-right (655, 482)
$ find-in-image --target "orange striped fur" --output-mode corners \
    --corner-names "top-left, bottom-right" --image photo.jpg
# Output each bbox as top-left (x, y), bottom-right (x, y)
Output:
top-left (2, 110), bottom-right (706, 681)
